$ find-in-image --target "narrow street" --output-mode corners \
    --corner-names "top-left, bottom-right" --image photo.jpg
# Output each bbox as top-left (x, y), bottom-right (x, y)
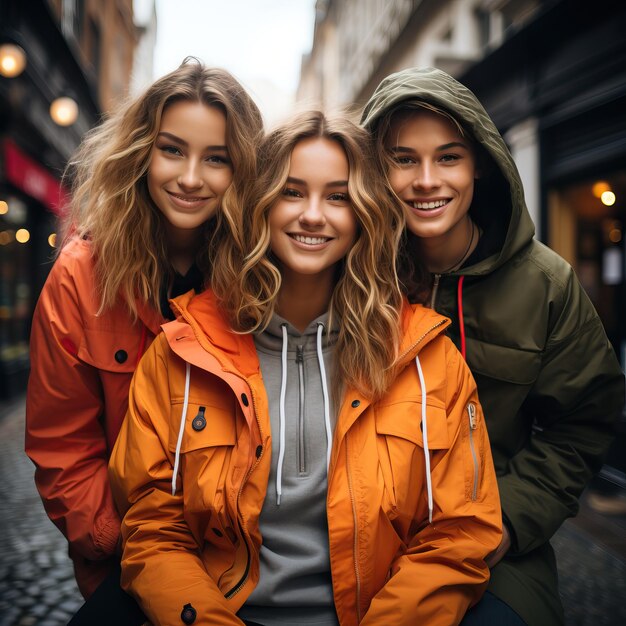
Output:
top-left (1, 396), bottom-right (625, 625)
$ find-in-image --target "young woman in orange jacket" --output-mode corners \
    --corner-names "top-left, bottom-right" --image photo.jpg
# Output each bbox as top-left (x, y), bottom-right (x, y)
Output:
top-left (109, 110), bottom-right (502, 626)
top-left (25, 59), bottom-right (263, 607)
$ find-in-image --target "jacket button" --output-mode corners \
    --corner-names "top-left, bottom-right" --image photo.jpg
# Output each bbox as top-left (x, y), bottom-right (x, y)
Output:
top-left (114, 350), bottom-right (128, 363)
top-left (192, 407), bottom-right (206, 431)
top-left (181, 603), bottom-right (196, 624)
top-left (351, 399), bottom-right (360, 408)
top-left (241, 393), bottom-right (249, 407)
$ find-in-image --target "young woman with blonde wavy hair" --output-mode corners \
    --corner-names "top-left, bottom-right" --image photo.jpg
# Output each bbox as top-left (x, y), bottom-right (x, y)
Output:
top-left (108, 110), bottom-right (502, 626)
top-left (25, 58), bottom-right (263, 624)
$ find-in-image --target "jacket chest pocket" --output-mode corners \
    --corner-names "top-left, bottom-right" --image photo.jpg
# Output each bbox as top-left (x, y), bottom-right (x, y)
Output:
top-left (168, 401), bottom-right (237, 516)
top-left (375, 401), bottom-right (449, 519)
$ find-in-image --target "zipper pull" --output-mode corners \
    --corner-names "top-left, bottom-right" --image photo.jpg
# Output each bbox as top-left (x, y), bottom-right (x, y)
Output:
top-left (467, 402), bottom-right (477, 429)
top-left (296, 345), bottom-right (304, 364)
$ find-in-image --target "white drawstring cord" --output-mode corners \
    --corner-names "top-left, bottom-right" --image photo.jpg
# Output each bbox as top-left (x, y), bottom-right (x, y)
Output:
top-left (316, 323), bottom-right (333, 470)
top-left (276, 324), bottom-right (288, 505)
top-left (415, 354), bottom-right (433, 523)
top-left (172, 362), bottom-right (191, 496)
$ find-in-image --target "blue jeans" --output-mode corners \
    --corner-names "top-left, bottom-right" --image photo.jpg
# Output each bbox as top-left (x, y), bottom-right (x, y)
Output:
top-left (461, 592), bottom-right (527, 625)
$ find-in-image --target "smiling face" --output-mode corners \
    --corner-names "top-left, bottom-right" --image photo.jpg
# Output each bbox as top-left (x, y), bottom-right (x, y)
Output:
top-left (385, 109), bottom-right (477, 247)
top-left (147, 100), bottom-right (232, 236)
top-left (269, 136), bottom-right (357, 285)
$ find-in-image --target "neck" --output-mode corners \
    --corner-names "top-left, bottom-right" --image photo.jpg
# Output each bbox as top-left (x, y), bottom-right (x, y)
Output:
top-left (165, 224), bottom-right (203, 275)
top-left (419, 216), bottom-right (478, 274)
top-left (276, 268), bottom-right (335, 333)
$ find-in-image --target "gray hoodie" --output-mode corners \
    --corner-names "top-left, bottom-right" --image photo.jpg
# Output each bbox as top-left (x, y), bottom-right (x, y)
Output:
top-left (237, 312), bottom-right (340, 626)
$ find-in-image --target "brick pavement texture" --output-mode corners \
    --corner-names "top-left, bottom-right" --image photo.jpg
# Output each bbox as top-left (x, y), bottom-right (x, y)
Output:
top-left (1, 397), bottom-right (625, 625)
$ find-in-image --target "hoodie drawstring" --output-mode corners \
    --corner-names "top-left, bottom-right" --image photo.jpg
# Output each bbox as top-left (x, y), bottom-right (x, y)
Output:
top-left (276, 324), bottom-right (289, 505)
top-left (415, 354), bottom-right (433, 523)
top-left (172, 362), bottom-right (191, 496)
top-left (457, 275), bottom-right (466, 360)
top-left (316, 323), bottom-right (333, 470)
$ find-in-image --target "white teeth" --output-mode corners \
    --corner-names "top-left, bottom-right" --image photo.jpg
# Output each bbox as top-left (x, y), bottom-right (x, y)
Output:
top-left (171, 193), bottom-right (205, 201)
top-left (293, 234), bottom-right (328, 245)
top-left (411, 199), bottom-right (448, 210)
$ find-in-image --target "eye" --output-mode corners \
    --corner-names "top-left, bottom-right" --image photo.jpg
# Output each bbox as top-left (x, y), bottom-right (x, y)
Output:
top-left (328, 192), bottom-right (349, 202)
top-left (391, 155), bottom-right (415, 165)
top-left (205, 154), bottom-right (231, 166)
top-left (282, 187), bottom-right (302, 198)
top-left (439, 153), bottom-right (462, 163)
top-left (159, 144), bottom-right (182, 156)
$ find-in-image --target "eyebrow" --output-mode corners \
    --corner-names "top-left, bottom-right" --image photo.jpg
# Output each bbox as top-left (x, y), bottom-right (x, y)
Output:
top-left (286, 176), bottom-right (348, 187)
top-left (156, 131), bottom-right (228, 152)
top-left (388, 141), bottom-right (469, 153)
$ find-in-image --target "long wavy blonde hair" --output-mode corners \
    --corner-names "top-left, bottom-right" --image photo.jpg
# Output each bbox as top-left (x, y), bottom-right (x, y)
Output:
top-left (215, 111), bottom-right (403, 400)
top-left (62, 58), bottom-right (263, 316)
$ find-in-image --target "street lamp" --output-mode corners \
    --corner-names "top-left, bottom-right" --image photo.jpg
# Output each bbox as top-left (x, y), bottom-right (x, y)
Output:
top-left (0, 43), bottom-right (26, 78)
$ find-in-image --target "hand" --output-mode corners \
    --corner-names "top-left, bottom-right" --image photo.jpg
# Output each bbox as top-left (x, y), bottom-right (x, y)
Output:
top-left (485, 523), bottom-right (511, 568)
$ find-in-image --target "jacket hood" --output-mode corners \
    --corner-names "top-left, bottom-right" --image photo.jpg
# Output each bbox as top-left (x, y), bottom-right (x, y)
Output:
top-left (361, 66), bottom-right (535, 273)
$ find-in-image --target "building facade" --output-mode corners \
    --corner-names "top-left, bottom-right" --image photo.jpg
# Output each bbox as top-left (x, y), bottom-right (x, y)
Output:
top-left (299, 0), bottom-right (626, 484)
top-left (0, 0), bottom-right (146, 400)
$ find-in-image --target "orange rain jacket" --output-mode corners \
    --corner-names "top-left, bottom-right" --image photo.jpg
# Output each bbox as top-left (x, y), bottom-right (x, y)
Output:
top-left (109, 289), bottom-right (502, 626)
top-left (25, 237), bottom-right (164, 597)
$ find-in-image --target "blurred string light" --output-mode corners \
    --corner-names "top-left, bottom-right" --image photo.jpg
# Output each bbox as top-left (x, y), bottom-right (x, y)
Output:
top-left (0, 200), bottom-right (8, 215)
top-left (0, 231), bottom-right (13, 245)
top-left (601, 191), bottom-right (616, 207)
top-left (0, 43), bottom-right (26, 78)
top-left (15, 228), bottom-right (30, 243)
top-left (592, 181), bottom-right (611, 198)
top-left (50, 96), bottom-right (79, 126)
top-left (48, 233), bottom-right (57, 248)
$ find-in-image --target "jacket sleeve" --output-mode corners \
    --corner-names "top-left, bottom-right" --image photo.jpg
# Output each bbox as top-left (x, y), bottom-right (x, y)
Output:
top-left (498, 269), bottom-right (624, 555)
top-left (25, 251), bottom-right (120, 562)
top-left (362, 340), bottom-right (502, 626)
top-left (109, 334), bottom-right (244, 626)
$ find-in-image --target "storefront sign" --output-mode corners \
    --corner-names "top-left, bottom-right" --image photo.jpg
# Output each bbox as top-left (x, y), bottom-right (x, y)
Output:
top-left (2, 139), bottom-right (69, 215)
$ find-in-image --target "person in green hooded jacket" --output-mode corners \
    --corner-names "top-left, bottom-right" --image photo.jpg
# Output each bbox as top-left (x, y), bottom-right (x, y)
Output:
top-left (361, 66), bottom-right (625, 625)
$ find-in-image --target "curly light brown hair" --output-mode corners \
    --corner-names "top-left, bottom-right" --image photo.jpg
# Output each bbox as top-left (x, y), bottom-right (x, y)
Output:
top-left (62, 58), bottom-right (263, 316)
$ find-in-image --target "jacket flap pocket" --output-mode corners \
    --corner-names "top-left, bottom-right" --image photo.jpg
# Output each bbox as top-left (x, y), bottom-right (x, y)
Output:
top-left (78, 326), bottom-right (140, 373)
top-left (376, 401), bottom-right (449, 449)
top-left (168, 402), bottom-right (236, 453)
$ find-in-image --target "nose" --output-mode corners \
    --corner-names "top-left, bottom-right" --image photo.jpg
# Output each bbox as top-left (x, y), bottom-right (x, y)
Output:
top-left (178, 160), bottom-right (202, 190)
top-left (412, 162), bottom-right (440, 191)
top-left (299, 196), bottom-right (326, 227)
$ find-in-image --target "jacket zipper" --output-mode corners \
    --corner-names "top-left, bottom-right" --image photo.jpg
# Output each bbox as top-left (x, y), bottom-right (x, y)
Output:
top-left (296, 345), bottom-right (306, 474)
top-left (429, 273), bottom-right (441, 309)
top-left (225, 387), bottom-right (263, 599)
top-left (345, 433), bottom-right (362, 622)
top-left (467, 402), bottom-right (479, 501)
top-left (397, 319), bottom-right (448, 363)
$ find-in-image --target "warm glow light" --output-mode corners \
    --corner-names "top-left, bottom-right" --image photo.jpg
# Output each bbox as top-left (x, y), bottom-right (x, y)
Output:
top-left (50, 97), bottom-right (79, 126)
top-left (601, 191), bottom-right (616, 206)
top-left (592, 181), bottom-right (611, 198)
top-left (0, 231), bottom-right (12, 245)
top-left (15, 228), bottom-right (30, 243)
top-left (48, 233), bottom-right (57, 248)
top-left (0, 200), bottom-right (8, 215)
top-left (0, 44), bottom-right (27, 78)
top-left (609, 228), bottom-right (622, 243)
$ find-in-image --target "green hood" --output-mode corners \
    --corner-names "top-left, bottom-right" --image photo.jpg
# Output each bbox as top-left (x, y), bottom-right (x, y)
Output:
top-left (361, 66), bottom-right (535, 274)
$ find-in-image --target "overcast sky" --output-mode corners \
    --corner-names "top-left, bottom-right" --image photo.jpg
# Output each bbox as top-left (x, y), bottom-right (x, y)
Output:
top-left (137, 0), bottom-right (317, 125)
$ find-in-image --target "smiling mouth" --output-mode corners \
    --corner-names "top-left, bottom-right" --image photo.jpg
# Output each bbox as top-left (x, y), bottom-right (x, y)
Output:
top-left (290, 234), bottom-right (330, 245)
top-left (166, 191), bottom-right (210, 202)
top-left (408, 199), bottom-right (450, 210)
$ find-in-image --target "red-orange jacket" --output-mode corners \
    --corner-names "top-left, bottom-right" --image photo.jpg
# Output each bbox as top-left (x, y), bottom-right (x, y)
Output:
top-left (25, 237), bottom-right (164, 597)
top-left (110, 289), bottom-right (502, 625)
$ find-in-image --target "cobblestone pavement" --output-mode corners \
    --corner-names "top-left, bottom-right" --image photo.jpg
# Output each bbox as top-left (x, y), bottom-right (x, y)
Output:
top-left (1, 397), bottom-right (625, 625)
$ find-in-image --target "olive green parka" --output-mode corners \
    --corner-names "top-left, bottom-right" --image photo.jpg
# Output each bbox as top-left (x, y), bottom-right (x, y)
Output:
top-left (362, 67), bottom-right (625, 625)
